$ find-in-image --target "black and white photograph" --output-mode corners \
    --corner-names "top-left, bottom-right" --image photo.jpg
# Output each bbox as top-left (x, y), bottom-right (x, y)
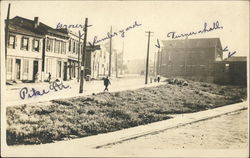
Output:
top-left (0, 0), bottom-right (249, 157)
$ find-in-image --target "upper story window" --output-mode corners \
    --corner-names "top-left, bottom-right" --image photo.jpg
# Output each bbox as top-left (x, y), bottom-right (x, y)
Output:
top-left (69, 39), bottom-right (71, 52)
top-left (73, 41), bottom-right (76, 53)
top-left (21, 37), bottom-right (29, 51)
top-left (8, 35), bottom-right (16, 49)
top-left (32, 39), bottom-right (40, 52)
top-left (61, 41), bottom-right (66, 54)
top-left (46, 38), bottom-right (53, 52)
top-left (54, 40), bottom-right (60, 53)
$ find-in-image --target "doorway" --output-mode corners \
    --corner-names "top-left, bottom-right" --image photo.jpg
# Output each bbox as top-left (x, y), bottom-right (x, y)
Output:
top-left (15, 59), bottom-right (21, 80)
top-left (63, 62), bottom-right (67, 81)
top-left (33, 60), bottom-right (38, 82)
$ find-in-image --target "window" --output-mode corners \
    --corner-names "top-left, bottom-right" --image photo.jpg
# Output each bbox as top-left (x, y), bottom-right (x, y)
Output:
top-left (61, 41), bottom-right (66, 54)
top-left (33, 39), bottom-right (40, 52)
top-left (21, 37), bottom-right (29, 50)
top-left (23, 59), bottom-right (29, 73)
top-left (225, 63), bottom-right (230, 72)
top-left (57, 61), bottom-right (62, 78)
top-left (73, 41), bottom-right (76, 53)
top-left (7, 58), bottom-right (13, 73)
top-left (8, 35), bottom-right (16, 48)
top-left (69, 39), bottom-right (71, 52)
top-left (46, 38), bottom-right (53, 52)
top-left (54, 40), bottom-right (60, 53)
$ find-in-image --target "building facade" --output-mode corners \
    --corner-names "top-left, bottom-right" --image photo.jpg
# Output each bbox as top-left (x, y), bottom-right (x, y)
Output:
top-left (6, 16), bottom-right (117, 83)
top-left (6, 17), bottom-right (44, 82)
top-left (159, 38), bottom-right (223, 82)
top-left (214, 56), bottom-right (247, 85)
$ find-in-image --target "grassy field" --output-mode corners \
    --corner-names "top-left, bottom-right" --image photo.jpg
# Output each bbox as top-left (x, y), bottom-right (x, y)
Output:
top-left (6, 79), bottom-right (247, 145)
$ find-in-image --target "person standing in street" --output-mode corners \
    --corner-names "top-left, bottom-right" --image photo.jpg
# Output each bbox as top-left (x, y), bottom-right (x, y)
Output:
top-left (157, 75), bottom-right (161, 83)
top-left (48, 72), bottom-right (51, 83)
top-left (104, 76), bottom-right (111, 91)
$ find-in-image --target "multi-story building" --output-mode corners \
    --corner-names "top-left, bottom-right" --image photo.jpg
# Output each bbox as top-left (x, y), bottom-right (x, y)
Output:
top-left (7, 16), bottom-right (70, 82)
top-left (90, 46), bottom-right (109, 79)
top-left (6, 16), bottom-right (115, 83)
top-left (6, 16), bottom-right (44, 82)
top-left (57, 28), bottom-right (83, 80)
top-left (159, 38), bottom-right (223, 82)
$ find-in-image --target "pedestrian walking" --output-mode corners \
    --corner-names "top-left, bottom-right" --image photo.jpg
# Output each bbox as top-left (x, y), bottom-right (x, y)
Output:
top-left (48, 72), bottom-right (51, 83)
top-left (104, 76), bottom-right (111, 91)
top-left (157, 75), bottom-right (161, 83)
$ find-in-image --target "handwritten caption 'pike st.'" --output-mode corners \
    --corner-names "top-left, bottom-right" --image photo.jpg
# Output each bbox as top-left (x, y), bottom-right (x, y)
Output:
top-left (19, 81), bottom-right (71, 100)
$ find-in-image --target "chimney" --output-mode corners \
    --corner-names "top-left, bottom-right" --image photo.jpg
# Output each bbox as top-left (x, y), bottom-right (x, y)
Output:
top-left (34, 17), bottom-right (39, 28)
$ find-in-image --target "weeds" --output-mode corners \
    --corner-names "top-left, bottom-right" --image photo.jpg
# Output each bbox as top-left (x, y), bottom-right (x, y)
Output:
top-left (6, 80), bottom-right (247, 145)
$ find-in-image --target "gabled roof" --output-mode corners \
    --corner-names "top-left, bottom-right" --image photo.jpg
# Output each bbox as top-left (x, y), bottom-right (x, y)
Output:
top-left (162, 38), bottom-right (222, 50)
top-left (9, 21), bottom-right (44, 38)
top-left (9, 16), bottom-right (69, 39)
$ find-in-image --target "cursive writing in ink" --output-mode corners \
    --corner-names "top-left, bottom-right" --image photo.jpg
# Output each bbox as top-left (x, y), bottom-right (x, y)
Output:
top-left (167, 21), bottom-right (223, 39)
top-left (90, 21), bottom-right (142, 46)
top-left (19, 81), bottom-right (70, 100)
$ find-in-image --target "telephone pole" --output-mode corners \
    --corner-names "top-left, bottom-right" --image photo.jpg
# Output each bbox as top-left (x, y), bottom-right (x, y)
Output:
top-left (79, 18), bottom-right (88, 93)
top-left (115, 51), bottom-right (118, 78)
top-left (5, 3), bottom-right (11, 63)
top-left (108, 26), bottom-right (112, 77)
top-left (145, 31), bottom-right (153, 84)
top-left (78, 31), bottom-right (84, 82)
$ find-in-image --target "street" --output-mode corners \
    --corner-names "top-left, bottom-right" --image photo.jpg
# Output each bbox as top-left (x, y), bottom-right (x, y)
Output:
top-left (104, 109), bottom-right (248, 150)
top-left (5, 75), bottom-right (164, 106)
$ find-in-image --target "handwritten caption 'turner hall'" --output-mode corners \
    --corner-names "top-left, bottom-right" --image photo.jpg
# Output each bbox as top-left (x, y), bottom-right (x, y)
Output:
top-left (167, 21), bottom-right (223, 39)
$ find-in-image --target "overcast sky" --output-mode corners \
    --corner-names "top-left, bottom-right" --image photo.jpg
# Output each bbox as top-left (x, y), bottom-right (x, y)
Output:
top-left (1, 1), bottom-right (249, 61)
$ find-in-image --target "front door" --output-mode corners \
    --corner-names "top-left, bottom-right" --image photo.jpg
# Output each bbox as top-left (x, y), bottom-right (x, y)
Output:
top-left (33, 60), bottom-right (38, 82)
top-left (63, 62), bottom-right (67, 81)
top-left (15, 59), bottom-right (21, 80)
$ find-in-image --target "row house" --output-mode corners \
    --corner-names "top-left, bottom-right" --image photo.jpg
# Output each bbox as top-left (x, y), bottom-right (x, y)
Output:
top-left (6, 17), bottom-right (44, 82)
top-left (6, 16), bottom-right (107, 83)
top-left (56, 28), bottom-right (83, 80)
top-left (7, 16), bottom-right (69, 82)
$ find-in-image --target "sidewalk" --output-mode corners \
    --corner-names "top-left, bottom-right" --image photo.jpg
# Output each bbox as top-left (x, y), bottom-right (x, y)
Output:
top-left (2, 101), bottom-right (248, 157)
top-left (5, 76), bottom-right (164, 106)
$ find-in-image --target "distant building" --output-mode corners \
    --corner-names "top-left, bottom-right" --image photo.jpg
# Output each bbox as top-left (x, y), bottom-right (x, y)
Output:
top-left (126, 59), bottom-right (145, 75)
top-left (214, 56), bottom-right (247, 85)
top-left (159, 38), bottom-right (223, 82)
top-left (90, 46), bottom-right (110, 79)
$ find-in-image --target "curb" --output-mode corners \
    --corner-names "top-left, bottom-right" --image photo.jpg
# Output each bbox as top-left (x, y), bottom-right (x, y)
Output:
top-left (90, 101), bottom-right (248, 149)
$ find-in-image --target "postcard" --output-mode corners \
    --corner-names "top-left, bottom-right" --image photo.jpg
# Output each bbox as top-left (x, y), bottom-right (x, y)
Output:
top-left (1, 0), bottom-right (249, 157)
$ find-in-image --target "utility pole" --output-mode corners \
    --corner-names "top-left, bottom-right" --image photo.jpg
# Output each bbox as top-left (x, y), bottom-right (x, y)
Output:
top-left (121, 38), bottom-right (124, 75)
top-left (79, 18), bottom-right (88, 93)
top-left (145, 31), bottom-right (153, 84)
top-left (156, 49), bottom-right (160, 76)
top-left (153, 51), bottom-right (156, 77)
top-left (115, 51), bottom-right (118, 78)
top-left (5, 3), bottom-right (11, 64)
top-left (108, 26), bottom-right (112, 77)
top-left (78, 31), bottom-right (84, 82)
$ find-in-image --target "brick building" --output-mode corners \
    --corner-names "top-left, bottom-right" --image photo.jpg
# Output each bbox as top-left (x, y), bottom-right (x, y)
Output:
top-left (159, 38), bottom-right (223, 82)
